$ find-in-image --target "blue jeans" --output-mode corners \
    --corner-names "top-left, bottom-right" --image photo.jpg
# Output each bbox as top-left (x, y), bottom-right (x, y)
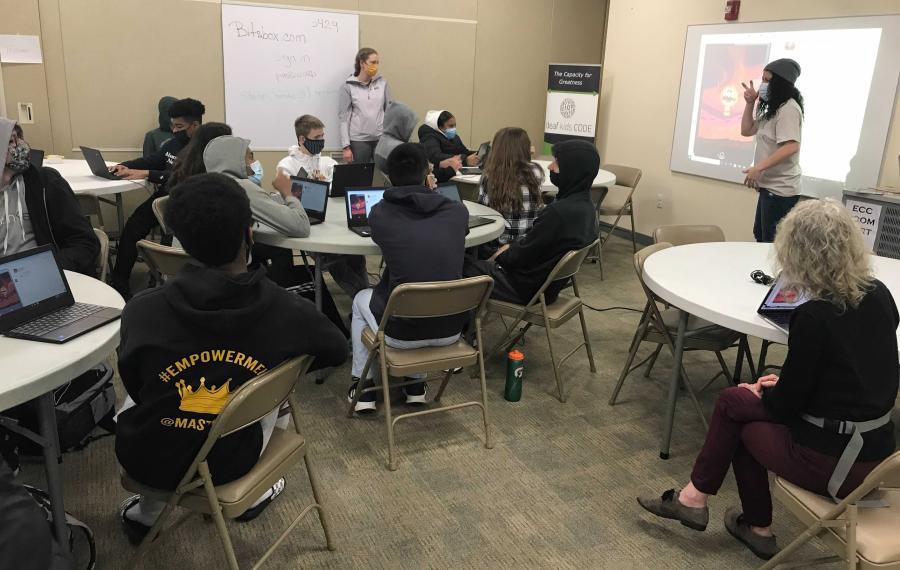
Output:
top-left (753, 189), bottom-right (799, 243)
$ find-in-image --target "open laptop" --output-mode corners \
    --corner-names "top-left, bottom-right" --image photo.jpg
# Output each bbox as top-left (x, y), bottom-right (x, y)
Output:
top-left (0, 245), bottom-right (121, 344)
top-left (28, 148), bottom-right (44, 169)
top-left (80, 146), bottom-right (123, 180)
top-left (436, 183), bottom-right (495, 229)
top-left (344, 187), bottom-right (386, 237)
top-left (459, 142), bottom-right (491, 175)
top-left (331, 163), bottom-right (375, 198)
top-left (757, 275), bottom-right (809, 333)
top-left (289, 176), bottom-right (329, 225)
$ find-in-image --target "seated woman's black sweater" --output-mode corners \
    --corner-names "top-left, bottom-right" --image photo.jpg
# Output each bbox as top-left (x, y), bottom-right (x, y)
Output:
top-left (762, 279), bottom-right (899, 461)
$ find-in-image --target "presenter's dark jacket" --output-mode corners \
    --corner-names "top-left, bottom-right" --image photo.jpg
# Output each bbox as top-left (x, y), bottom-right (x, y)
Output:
top-left (20, 164), bottom-right (99, 276)
top-left (120, 134), bottom-right (186, 187)
top-left (368, 185), bottom-right (469, 341)
top-left (762, 280), bottom-right (898, 462)
top-left (115, 265), bottom-right (347, 490)
top-left (417, 124), bottom-right (475, 183)
top-left (494, 139), bottom-right (599, 304)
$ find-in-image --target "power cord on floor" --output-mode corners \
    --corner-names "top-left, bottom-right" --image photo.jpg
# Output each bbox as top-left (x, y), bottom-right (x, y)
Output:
top-left (582, 303), bottom-right (643, 314)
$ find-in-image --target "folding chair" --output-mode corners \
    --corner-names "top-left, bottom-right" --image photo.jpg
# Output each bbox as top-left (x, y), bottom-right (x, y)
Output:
top-left (123, 356), bottom-right (336, 570)
top-left (591, 164), bottom-right (642, 275)
top-left (485, 240), bottom-right (598, 403)
top-left (608, 242), bottom-right (741, 432)
top-left (136, 239), bottom-right (197, 283)
top-left (93, 228), bottom-right (109, 282)
top-left (152, 196), bottom-right (169, 234)
top-left (762, 451), bottom-right (900, 570)
top-left (348, 276), bottom-right (495, 471)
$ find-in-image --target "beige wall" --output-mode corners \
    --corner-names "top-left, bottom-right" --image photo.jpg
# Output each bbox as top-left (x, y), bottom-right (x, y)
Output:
top-left (1, 0), bottom-right (606, 229)
top-left (599, 0), bottom-right (900, 241)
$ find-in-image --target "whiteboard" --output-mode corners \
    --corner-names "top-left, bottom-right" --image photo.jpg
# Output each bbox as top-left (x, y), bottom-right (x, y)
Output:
top-left (222, 3), bottom-right (359, 151)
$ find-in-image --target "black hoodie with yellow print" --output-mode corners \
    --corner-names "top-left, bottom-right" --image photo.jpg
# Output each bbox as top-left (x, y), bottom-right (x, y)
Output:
top-left (115, 265), bottom-right (347, 490)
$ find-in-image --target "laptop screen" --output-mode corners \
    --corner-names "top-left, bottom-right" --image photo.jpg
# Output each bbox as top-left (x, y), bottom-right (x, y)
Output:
top-left (0, 248), bottom-right (68, 318)
top-left (436, 183), bottom-right (461, 202)
top-left (761, 275), bottom-right (809, 311)
top-left (345, 188), bottom-right (385, 223)
top-left (290, 177), bottom-right (328, 214)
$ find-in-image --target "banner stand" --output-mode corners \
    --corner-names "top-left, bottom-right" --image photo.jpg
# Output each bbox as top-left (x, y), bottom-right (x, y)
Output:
top-left (543, 63), bottom-right (601, 154)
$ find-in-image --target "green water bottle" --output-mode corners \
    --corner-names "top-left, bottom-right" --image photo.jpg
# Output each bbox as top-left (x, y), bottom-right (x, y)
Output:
top-left (504, 349), bottom-right (525, 402)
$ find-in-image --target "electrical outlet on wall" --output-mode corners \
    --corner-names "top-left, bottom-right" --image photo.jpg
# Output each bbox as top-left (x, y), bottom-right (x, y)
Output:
top-left (656, 193), bottom-right (664, 209)
top-left (17, 102), bottom-right (34, 124)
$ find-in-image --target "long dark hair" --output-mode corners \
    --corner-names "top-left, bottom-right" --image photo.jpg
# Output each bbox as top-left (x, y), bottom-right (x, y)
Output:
top-left (757, 74), bottom-right (804, 121)
top-left (481, 127), bottom-right (542, 214)
top-left (167, 122), bottom-right (232, 189)
top-left (353, 47), bottom-right (377, 76)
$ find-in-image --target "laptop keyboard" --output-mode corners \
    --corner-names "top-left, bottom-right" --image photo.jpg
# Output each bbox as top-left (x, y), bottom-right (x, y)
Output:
top-left (10, 303), bottom-right (107, 337)
top-left (766, 312), bottom-right (792, 329)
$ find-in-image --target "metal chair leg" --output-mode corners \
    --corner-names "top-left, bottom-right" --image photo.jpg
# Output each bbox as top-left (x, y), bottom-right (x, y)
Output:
top-left (199, 463), bottom-right (239, 570)
top-left (542, 307), bottom-right (565, 403)
top-left (434, 369), bottom-right (453, 402)
top-left (475, 322), bottom-right (494, 449)
top-left (643, 344), bottom-right (663, 378)
top-left (608, 318), bottom-right (649, 405)
top-left (379, 353), bottom-right (398, 471)
top-left (660, 310), bottom-right (688, 459)
top-left (302, 454), bottom-right (336, 551)
top-left (629, 206), bottom-right (637, 252)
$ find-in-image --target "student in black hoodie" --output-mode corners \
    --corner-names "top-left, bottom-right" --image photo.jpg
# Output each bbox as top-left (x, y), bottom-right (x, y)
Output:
top-left (417, 110), bottom-right (479, 183)
top-left (115, 173), bottom-right (347, 543)
top-left (348, 143), bottom-right (469, 412)
top-left (1, 119), bottom-right (99, 275)
top-left (465, 139), bottom-right (599, 304)
top-left (110, 98), bottom-right (205, 298)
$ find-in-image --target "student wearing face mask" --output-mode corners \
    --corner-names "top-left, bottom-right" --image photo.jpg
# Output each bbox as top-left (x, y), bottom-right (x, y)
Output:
top-left (740, 59), bottom-right (803, 243)
top-left (417, 110), bottom-right (479, 183)
top-left (338, 47), bottom-right (392, 164)
top-left (110, 98), bottom-right (206, 298)
top-left (273, 115), bottom-right (337, 185)
top-left (0, 118), bottom-right (98, 275)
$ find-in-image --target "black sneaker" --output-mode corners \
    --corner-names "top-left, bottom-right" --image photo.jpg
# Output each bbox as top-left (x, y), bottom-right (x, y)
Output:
top-left (236, 478), bottom-right (285, 522)
top-left (119, 494), bottom-right (151, 546)
top-left (402, 380), bottom-right (428, 405)
top-left (348, 377), bottom-right (376, 413)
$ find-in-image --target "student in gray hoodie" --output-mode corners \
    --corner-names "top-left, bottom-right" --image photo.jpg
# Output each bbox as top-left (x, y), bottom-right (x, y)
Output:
top-left (338, 47), bottom-right (392, 164)
top-left (374, 102), bottom-right (418, 180)
top-left (202, 135), bottom-right (350, 335)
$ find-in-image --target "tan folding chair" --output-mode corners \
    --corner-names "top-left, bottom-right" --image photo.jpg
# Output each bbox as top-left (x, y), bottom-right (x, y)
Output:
top-left (653, 224), bottom-right (725, 245)
top-left (348, 276), bottom-right (494, 471)
top-left (591, 164), bottom-right (642, 274)
top-left (136, 239), bottom-right (197, 283)
top-left (123, 356), bottom-right (335, 570)
top-left (93, 228), bottom-right (109, 282)
top-left (762, 451), bottom-right (900, 570)
top-left (152, 196), bottom-right (169, 234)
top-left (485, 240), bottom-right (598, 403)
top-left (608, 243), bottom-right (741, 431)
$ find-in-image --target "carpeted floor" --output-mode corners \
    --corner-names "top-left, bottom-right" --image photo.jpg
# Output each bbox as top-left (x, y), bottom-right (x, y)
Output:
top-left (19, 236), bottom-right (858, 569)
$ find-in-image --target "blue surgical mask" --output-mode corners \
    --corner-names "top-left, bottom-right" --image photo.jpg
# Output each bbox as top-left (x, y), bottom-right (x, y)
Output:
top-left (758, 82), bottom-right (769, 102)
top-left (249, 160), bottom-right (263, 186)
top-left (443, 127), bottom-right (457, 140)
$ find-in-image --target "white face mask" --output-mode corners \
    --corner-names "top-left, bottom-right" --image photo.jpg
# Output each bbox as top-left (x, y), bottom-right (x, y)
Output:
top-left (758, 82), bottom-right (770, 102)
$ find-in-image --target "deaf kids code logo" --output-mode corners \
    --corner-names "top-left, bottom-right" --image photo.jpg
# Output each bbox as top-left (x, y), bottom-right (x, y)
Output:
top-left (560, 98), bottom-right (577, 118)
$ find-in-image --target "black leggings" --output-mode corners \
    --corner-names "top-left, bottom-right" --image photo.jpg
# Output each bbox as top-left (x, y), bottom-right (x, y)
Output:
top-left (111, 189), bottom-right (166, 293)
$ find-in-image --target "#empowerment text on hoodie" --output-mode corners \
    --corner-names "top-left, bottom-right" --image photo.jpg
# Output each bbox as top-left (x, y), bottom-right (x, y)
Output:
top-left (203, 135), bottom-right (310, 238)
top-left (116, 265), bottom-right (348, 489)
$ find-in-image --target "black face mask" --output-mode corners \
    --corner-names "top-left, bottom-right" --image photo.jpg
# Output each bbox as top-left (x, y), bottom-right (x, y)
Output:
top-left (303, 138), bottom-right (325, 155)
top-left (549, 170), bottom-right (561, 188)
top-left (173, 130), bottom-right (190, 145)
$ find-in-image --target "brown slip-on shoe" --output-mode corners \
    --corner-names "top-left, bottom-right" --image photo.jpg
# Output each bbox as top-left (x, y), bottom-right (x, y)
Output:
top-left (637, 488), bottom-right (709, 531)
top-left (724, 507), bottom-right (778, 560)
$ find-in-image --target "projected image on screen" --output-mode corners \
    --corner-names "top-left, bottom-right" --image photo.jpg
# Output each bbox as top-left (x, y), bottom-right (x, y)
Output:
top-left (692, 44), bottom-right (769, 169)
top-left (671, 16), bottom-right (900, 199)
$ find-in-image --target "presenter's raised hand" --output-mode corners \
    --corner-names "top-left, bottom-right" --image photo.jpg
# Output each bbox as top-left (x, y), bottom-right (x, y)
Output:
top-left (741, 80), bottom-right (758, 104)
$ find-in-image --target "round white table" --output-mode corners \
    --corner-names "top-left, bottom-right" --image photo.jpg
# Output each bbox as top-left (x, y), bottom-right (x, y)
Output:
top-left (642, 241), bottom-right (900, 458)
top-left (253, 197), bottom-right (506, 308)
top-left (451, 159), bottom-right (617, 195)
top-left (0, 272), bottom-right (124, 539)
top-left (48, 159), bottom-right (152, 230)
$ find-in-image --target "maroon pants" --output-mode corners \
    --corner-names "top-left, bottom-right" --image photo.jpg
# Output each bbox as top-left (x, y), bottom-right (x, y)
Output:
top-left (690, 387), bottom-right (879, 527)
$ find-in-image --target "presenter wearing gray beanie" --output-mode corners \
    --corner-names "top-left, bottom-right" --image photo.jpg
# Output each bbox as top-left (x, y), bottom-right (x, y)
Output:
top-left (740, 58), bottom-right (804, 242)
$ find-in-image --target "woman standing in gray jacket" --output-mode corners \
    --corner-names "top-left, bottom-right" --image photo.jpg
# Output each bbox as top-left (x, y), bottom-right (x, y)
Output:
top-left (339, 47), bottom-right (392, 164)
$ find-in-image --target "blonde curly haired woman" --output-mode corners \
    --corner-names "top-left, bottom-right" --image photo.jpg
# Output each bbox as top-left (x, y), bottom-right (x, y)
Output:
top-left (637, 199), bottom-right (899, 560)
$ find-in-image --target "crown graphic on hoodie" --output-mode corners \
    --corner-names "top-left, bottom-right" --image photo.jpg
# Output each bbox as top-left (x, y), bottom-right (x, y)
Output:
top-left (176, 377), bottom-right (231, 415)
